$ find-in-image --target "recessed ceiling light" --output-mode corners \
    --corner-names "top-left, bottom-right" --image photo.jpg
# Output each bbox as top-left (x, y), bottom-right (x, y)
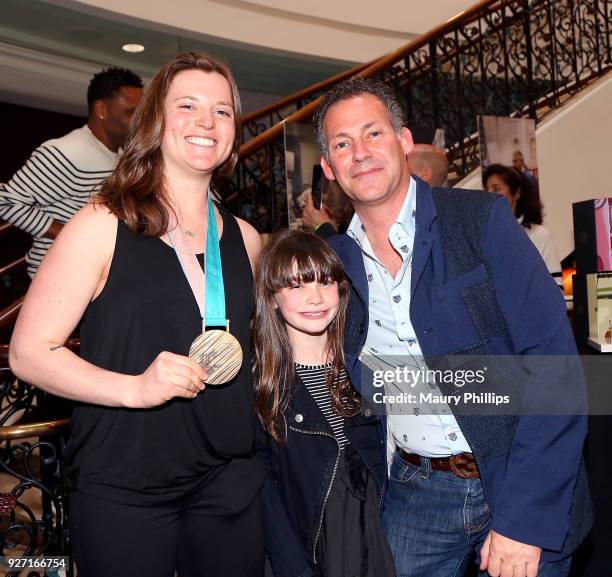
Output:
top-left (122, 43), bottom-right (145, 53)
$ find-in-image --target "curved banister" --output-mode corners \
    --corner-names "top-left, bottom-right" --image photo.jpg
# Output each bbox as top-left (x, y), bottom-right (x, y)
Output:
top-left (239, 0), bottom-right (499, 148)
top-left (240, 99), bottom-right (319, 158)
top-left (231, 0), bottom-right (611, 235)
top-left (0, 255), bottom-right (26, 277)
top-left (0, 221), bottom-right (14, 237)
top-left (341, 0), bottom-right (501, 80)
top-left (0, 295), bottom-right (24, 332)
top-left (0, 418), bottom-right (70, 440)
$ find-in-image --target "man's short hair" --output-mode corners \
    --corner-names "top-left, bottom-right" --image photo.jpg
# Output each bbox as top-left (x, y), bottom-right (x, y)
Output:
top-left (87, 67), bottom-right (143, 113)
top-left (313, 77), bottom-right (405, 159)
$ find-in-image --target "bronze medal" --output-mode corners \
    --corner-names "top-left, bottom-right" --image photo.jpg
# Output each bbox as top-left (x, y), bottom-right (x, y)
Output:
top-left (189, 329), bottom-right (242, 385)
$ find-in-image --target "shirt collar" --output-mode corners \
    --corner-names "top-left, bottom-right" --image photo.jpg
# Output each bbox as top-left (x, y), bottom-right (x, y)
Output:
top-left (347, 177), bottom-right (417, 246)
top-left (397, 177), bottom-right (417, 238)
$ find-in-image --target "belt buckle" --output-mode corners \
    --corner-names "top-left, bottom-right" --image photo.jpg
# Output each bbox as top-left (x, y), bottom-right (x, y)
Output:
top-left (449, 453), bottom-right (478, 479)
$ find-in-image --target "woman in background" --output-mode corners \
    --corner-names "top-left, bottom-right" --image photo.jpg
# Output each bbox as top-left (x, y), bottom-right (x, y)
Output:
top-left (483, 163), bottom-right (562, 287)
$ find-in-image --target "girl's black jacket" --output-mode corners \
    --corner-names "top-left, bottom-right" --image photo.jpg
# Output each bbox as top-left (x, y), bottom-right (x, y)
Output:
top-left (256, 373), bottom-right (386, 577)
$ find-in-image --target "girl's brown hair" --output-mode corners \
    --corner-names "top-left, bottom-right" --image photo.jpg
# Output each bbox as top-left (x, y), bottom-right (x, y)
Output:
top-left (96, 52), bottom-right (241, 236)
top-left (253, 229), bottom-right (360, 444)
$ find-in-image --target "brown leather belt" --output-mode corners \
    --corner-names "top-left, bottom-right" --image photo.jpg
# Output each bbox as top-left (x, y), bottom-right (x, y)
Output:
top-left (399, 449), bottom-right (479, 479)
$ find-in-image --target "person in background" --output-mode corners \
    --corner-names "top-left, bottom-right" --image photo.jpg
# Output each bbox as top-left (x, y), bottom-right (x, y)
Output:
top-left (483, 163), bottom-right (562, 287)
top-left (254, 229), bottom-right (393, 577)
top-left (406, 143), bottom-right (449, 187)
top-left (512, 149), bottom-right (537, 180)
top-left (9, 52), bottom-right (264, 577)
top-left (0, 67), bottom-right (143, 277)
top-left (302, 180), bottom-right (353, 238)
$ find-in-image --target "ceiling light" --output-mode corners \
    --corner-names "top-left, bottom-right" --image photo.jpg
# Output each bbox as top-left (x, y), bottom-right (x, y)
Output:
top-left (122, 43), bottom-right (145, 53)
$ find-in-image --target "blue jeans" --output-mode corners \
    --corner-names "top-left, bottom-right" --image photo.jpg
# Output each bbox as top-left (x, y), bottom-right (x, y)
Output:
top-left (382, 451), bottom-right (572, 577)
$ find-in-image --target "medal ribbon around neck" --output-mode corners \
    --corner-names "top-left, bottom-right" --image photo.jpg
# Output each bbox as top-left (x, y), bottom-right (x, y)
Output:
top-left (167, 193), bottom-right (243, 385)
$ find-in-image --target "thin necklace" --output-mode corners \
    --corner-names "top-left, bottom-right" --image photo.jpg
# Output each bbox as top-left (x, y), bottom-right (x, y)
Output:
top-left (183, 218), bottom-right (204, 238)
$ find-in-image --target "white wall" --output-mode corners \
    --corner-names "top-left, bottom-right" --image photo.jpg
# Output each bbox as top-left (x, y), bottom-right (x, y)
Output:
top-left (457, 72), bottom-right (612, 260)
top-left (52, 0), bottom-right (472, 63)
top-left (537, 74), bottom-right (612, 259)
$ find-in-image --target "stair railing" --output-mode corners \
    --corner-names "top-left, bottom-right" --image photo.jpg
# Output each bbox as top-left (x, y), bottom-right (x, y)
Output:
top-left (222, 0), bottom-right (611, 231)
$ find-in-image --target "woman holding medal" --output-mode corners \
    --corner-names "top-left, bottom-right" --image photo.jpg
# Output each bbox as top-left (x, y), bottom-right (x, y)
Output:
top-left (9, 52), bottom-right (265, 577)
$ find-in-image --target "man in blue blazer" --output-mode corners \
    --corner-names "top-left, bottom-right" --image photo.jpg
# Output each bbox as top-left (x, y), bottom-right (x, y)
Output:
top-left (312, 78), bottom-right (591, 577)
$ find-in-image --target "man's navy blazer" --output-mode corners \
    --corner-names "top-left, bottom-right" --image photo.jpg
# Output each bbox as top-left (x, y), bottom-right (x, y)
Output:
top-left (328, 177), bottom-right (592, 559)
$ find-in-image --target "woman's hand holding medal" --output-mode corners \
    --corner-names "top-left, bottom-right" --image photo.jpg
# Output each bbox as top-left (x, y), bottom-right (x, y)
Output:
top-left (125, 351), bottom-right (207, 408)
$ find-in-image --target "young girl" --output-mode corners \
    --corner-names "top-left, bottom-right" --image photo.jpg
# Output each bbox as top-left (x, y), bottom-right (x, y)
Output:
top-left (253, 229), bottom-right (396, 577)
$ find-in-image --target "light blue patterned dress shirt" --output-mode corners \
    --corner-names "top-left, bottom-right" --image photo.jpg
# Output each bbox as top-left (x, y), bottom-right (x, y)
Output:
top-left (347, 178), bottom-right (472, 457)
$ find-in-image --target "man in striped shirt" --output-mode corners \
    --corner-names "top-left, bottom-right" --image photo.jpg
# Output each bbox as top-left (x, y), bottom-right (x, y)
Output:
top-left (0, 67), bottom-right (143, 277)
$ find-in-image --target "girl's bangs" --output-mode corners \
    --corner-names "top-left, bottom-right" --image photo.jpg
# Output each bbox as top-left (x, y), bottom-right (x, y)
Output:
top-left (265, 239), bottom-right (345, 292)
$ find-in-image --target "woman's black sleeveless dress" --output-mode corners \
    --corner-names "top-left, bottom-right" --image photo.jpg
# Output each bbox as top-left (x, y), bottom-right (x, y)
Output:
top-left (65, 205), bottom-right (264, 511)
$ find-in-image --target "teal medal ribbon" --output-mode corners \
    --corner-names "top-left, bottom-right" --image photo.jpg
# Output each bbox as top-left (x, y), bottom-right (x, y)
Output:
top-left (167, 193), bottom-right (227, 329)
top-left (166, 192), bottom-right (243, 385)
top-left (203, 195), bottom-right (226, 327)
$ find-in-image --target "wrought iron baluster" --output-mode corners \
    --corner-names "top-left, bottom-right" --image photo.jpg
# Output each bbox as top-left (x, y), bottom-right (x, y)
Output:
top-left (606, 0), bottom-right (611, 65)
top-left (0, 405), bottom-right (72, 576)
top-left (403, 57), bottom-right (414, 125)
top-left (569, 0), bottom-right (580, 83)
top-left (477, 13), bottom-right (487, 127)
top-left (501, 3), bottom-right (512, 116)
top-left (593, 0), bottom-right (602, 74)
top-left (522, 0), bottom-right (536, 118)
top-left (429, 40), bottom-right (441, 131)
top-left (452, 27), bottom-right (468, 176)
top-left (545, 0), bottom-right (559, 108)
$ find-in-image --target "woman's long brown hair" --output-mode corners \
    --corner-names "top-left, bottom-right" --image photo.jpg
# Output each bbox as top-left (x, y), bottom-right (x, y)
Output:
top-left (96, 52), bottom-right (242, 235)
top-left (253, 229), bottom-right (360, 444)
